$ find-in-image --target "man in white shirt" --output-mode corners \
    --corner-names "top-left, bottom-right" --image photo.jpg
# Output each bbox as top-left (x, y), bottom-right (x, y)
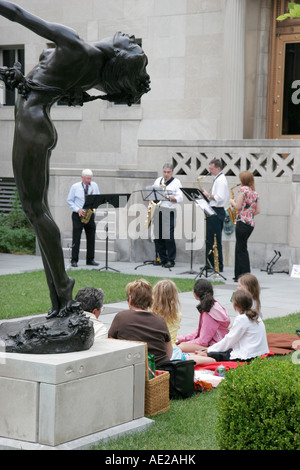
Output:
top-left (67, 169), bottom-right (100, 267)
top-left (75, 286), bottom-right (107, 340)
top-left (152, 163), bottom-right (183, 268)
top-left (203, 158), bottom-right (229, 272)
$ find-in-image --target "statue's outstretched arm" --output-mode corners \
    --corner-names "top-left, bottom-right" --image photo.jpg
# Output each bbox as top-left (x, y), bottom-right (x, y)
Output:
top-left (0, 1), bottom-right (80, 46)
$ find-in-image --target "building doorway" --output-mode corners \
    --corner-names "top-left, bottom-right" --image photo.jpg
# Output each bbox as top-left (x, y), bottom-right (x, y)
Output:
top-left (268, 0), bottom-right (300, 138)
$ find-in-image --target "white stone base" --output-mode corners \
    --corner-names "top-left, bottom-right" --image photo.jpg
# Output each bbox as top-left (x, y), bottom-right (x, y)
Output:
top-left (0, 338), bottom-right (147, 447)
top-left (0, 417), bottom-right (153, 450)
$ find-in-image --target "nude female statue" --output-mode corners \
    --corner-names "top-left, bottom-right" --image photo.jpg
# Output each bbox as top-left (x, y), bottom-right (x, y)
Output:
top-left (0, 1), bottom-right (150, 318)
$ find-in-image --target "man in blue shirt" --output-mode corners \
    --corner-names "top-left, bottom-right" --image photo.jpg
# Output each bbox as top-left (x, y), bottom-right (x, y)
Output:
top-left (67, 169), bottom-right (100, 267)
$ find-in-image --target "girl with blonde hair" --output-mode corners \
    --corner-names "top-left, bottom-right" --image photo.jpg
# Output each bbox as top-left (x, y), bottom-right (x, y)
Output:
top-left (152, 279), bottom-right (215, 364)
top-left (152, 279), bottom-right (182, 345)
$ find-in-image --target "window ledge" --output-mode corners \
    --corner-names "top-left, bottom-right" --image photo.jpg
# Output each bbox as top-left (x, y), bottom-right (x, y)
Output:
top-left (100, 103), bottom-right (142, 121)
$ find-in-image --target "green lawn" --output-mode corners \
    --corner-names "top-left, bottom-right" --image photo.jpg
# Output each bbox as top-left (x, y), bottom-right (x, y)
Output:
top-left (0, 269), bottom-right (197, 319)
top-left (0, 269), bottom-right (299, 450)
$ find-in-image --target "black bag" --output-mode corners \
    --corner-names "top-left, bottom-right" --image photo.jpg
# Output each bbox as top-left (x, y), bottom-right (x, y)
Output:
top-left (158, 359), bottom-right (196, 399)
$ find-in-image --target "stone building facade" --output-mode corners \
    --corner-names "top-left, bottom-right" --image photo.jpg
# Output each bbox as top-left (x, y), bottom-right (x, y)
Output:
top-left (1, 0), bottom-right (300, 271)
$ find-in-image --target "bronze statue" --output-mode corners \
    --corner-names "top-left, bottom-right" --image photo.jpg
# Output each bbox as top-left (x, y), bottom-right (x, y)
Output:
top-left (0, 1), bottom-right (150, 320)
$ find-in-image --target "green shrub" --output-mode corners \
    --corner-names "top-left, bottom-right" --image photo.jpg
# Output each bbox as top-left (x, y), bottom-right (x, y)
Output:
top-left (0, 225), bottom-right (35, 253)
top-left (216, 358), bottom-right (300, 450)
top-left (0, 191), bottom-right (35, 254)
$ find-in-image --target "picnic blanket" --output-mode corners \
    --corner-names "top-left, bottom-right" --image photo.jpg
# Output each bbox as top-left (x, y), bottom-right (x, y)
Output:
top-left (194, 351), bottom-right (274, 373)
top-left (267, 333), bottom-right (299, 355)
top-left (194, 362), bottom-right (243, 388)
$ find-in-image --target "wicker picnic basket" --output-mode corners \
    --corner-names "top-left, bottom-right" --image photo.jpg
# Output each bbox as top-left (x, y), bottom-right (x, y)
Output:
top-left (144, 345), bottom-right (170, 416)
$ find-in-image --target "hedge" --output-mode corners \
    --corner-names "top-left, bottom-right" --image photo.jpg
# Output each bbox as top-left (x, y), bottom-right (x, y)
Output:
top-left (216, 358), bottom-right (300, 450)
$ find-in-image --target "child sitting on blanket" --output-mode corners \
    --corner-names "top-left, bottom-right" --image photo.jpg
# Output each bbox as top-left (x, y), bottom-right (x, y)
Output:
top-left (152, 279), bottom-right (182, 347)
top-left (176, 279), bottom-right (230, 353)
top-left (200, 289), bottom-right (269, 362)
top-left (237, 273), bottom-right (262, 318)
top-left (152, 279), bottom-right (214, 364)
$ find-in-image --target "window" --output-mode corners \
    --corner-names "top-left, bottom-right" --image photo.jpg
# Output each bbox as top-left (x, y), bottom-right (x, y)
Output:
top-left (0, 47), bottom-right (24, 106)
top-left (282, 42), bottom-right (300, 134)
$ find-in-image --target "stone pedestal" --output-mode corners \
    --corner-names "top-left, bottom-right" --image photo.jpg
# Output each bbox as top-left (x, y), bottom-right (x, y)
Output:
top-left (0, 339), bottom-right (147, 448)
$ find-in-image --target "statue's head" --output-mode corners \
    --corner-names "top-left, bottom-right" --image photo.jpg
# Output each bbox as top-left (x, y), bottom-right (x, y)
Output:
top-left (99, 32), bottom-right (150, 106)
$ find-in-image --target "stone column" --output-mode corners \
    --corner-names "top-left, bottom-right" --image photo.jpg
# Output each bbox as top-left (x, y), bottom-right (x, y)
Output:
top-left (220, 0), bottom-right (246, 139)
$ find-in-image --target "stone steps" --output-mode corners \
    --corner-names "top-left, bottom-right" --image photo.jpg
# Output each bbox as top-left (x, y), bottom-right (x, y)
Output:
top-left (62, 209), bottom-right (120, 262)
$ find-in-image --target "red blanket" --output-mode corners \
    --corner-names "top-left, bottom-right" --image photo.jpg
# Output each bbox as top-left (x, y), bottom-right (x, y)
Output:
top-left (195, 361), bottom-right (243, 372)
top-left (194, 352), bottom-right (274, 373)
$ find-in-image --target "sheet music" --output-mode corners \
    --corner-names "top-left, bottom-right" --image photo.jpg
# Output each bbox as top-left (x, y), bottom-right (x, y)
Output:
top-left (194, 197), bottom-right (216, 216)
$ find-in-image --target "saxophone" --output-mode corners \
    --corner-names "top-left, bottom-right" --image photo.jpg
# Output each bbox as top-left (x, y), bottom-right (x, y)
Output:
top-left (81, 185), bottom-right (95, 224)
top-left (197, 175), bottom-right (207, 191)
top-left (81, 208), bottom-right (95, 224)
top-left (227, 183), bottom-right (241, 225)
top-left (145, 179), bottom-right (167, 227)
top-left (208, 233), bottom-right (219, 274)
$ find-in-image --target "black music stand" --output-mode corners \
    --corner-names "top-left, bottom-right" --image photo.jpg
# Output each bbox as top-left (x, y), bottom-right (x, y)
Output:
top-left (84, 193), bottom-right (130, 272)
top-left (135, 186), bottom-right (173, 270)
top-left (141, 185), bottom-right (172, 204)
top-left (183, 189), bottom-right (226, 280)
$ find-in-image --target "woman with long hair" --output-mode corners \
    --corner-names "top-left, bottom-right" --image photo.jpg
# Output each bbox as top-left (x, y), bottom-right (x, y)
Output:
top-left (230, 171), bottom-right (260, 281)
top-left (0, 1), bottom-right (150, 317)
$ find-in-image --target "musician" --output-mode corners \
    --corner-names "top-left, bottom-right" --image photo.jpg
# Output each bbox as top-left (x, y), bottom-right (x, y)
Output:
top-left (67, 169), bottom-right (100, 267)
top-left (152, 163), bottom-right (183, 268)
top-left (230, 171), bottom-right (260, 280)
top-left (203, 158), bottom-right (229, 272)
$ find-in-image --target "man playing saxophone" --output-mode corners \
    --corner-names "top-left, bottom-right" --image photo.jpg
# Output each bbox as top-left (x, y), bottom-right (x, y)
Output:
top-left (152, 163), bottom-right (183, 268)
top-left (202, 158), bottom-right (229, 272)
top-left (67, 169), bottom-right (100, 267)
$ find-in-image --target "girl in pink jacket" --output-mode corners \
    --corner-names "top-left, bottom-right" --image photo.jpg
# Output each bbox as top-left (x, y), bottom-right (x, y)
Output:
top-left (176, 279), bottom-right (230, 353)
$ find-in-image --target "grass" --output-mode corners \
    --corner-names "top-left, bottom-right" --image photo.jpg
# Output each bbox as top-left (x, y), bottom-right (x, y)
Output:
top-left (93, 391), bottom-right (220, 451)
top-left (0, 269), bottom-right (299, 450)
top-left (0, 270), bottom-right (196, 319)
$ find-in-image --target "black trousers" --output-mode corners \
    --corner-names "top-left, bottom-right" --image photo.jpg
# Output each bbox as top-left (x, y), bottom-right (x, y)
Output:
top-left (207, 349), bottom-right (232, 362)
top-left (206, 207), bottom-right (226, 271)
top-left (71, 212), bottom-right (96, 263)
top-left (154, 207), bottom-right (176, 263)
top-left (234, 221), bottom-right (254, 279)
top-left (207, 349), bottom-right (255, 363)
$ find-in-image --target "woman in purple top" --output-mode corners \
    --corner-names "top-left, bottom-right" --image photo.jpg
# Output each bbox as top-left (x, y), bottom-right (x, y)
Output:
top-left (176, 279), bottom-right (230, 353)
top-left (230, 171), bottom-right (261, 281)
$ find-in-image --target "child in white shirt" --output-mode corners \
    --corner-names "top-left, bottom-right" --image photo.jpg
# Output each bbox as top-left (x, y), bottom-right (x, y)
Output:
top-left (205, 289), bottom-right (269, 362)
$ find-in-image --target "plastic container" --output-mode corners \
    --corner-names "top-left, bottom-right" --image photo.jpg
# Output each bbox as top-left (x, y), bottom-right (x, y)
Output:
top-left (216, 364), bottom-right (226, 377)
